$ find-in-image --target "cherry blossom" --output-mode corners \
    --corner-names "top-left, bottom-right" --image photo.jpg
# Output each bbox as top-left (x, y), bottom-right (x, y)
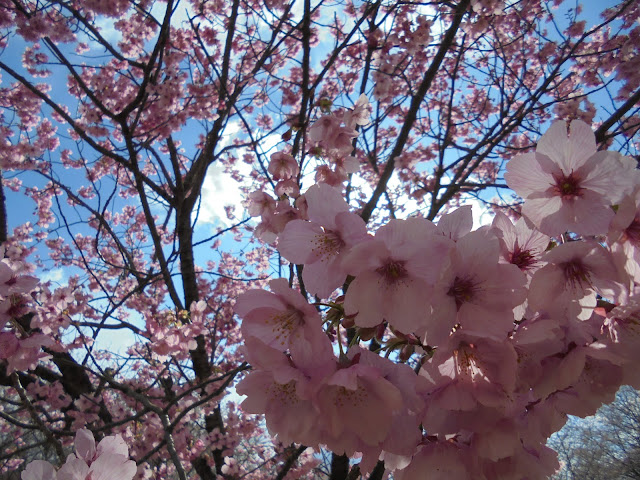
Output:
top-left (235, 278), bottom-right (333, 369)
top-left (491, 212), bottom-right (549, 276)
top-left (528, 240), bottom-right (627, 319)
top-left (22, 429), bottom-right (136, 480)
top-left (277, 183), bottom-right (369, 298)
top-left (268, 152), bottom-right (299, 181)
top-left (343, 94), bottom-right (372, 129)
top-left (343, 217), bottom-right (453, 334)
top-left (505, 120), bottom-right (639, 236)
top-left (2, 1), bottom-right (640, 479)
top-left (236, 337), bottom-right (331, 447)
top-left (429, 229), bottom-right (527, 345)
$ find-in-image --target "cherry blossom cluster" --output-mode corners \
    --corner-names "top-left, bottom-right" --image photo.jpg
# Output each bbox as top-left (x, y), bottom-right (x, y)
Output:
top-left (237, 111), bottom-right (640, 478)
top-left (369, 16), bottom-right (433, 101)
top-left (2, 0), bottom-right (640, 477)
top-left (0, 246), bottom-right (52, 373)
top-left (248, 95), bottom-right (371, 244)
top-left (146, 300), bottom-right (208, 359)
top-left (22, 428), bottom-right (137, 480)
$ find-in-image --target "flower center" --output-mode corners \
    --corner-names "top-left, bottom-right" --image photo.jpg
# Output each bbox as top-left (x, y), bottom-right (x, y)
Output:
top-left (376, 259), bottom-right (408, 284)
top-left (268, 380), bottom-right (299, 406)
top-left (311, 230), bottom-right (345, 258)
top-left (553, 171), bottom-right (583, 199)
top-left (453, 343), bottom-right (481, 378)
top-left (268, 308), bottom-right (303, 345)
top-left (561, 259), bottom-right (591, 291)
top-left (510, 245), bottom-right (536, 271)
top-left (447, 276), bottom-right (476, 309)
top-left (334, 383), bottom-right (367, 408)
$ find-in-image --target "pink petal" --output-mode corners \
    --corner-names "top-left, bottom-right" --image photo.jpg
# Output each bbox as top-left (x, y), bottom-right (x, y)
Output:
top-left (504, 153), bottom-right (556, 198)
top-left (458, 303), bottom-right (514, 340)
top-left (384, 278), bottom-right (431, 334)
top-left (377, 217), bottom-right (435, 254)
top-left (88, 454), bottom-right (136, 480)
top-left (473, 421), bottom-right (518, 461)
top-left (395, 442), bottom-right (472, 480)
top-left (301, 257), bottom-right (344, 299)
top-left (234, 289), bottom-right (286, 317)
top-left (334, 211), bottom-right (369, 247)
top-left (437, 205), bottom-right (473, 240)
top-left (278, 220), bottom-right (325, 264)
top-left (406, 234), bottom-right (453, 285)
top-left (536, 120), bottom-right (595, 173)
top-left (533, 349), bottom-right (586, 400)
top-left (381, 412), bottom-right (422, 456)
top-left (21, 460), bottom-right (57, 480)
top-left (341, 387), bottom-right (394, 445)
top-left (242, 306), bottom-right (298, 348)
top-left (0, 332), bottom-right (19, 359)
top-left (492, 211), bottom-right (516, 245)
top-left (522, 195), bottom-right (567, 236)
top-left (96, 434), bottom-right (129, 457)
top-left (515, 217), bottom-right (550, 256)
top-left (305, 183), bottom-right (348, 227)
top-left (454, 229), bottom-right (500, 274)
top-left (580, 151), bottom-right (633, 201)
top-left (435, 383), bottom-right (477, 411)
top-left (344, 271), bottom-right (385, 327)
top-left (239, 336), bottom-right (292, 372)
top-left (569, 191), bottom-right (615, 236)
top-left (237, 371), bottom-right (275, 413)
top-left (57, 457), bottom-right (89, 480)
top-left (341, 240), bottom-right (387, 276)
top-left (74, 428), bottom-right (96, 463)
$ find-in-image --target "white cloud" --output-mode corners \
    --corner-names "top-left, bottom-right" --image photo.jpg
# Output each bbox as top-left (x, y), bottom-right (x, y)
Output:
top-left (91, 17), bottom-right (122, 45)
top-left (196, 123), bottom-right (286, 227)
top-left (39, 268), bottom-right (65, 284)
top-left (197, 162), bottom-right (246, 226)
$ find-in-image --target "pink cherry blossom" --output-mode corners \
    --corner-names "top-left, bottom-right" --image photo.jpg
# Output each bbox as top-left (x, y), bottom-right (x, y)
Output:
top-left (308, 114), bottom-right (359, 155)
top-left (237, 337), bottom-right (333, 446)
top-left (22, 429), bottom-right (136, 480)
top-left (246, 191), bottom-right (276, 217)
top-left (428, 229), bottom-right (527, 345)
top-left (0, 260), bottom-right (39, 296)
top-left (277, 183), bottom-right (370, 298)
top-left (0, 333), bottom-right (53, 373)
top-left (268, 151), bottom-right (299, 181)
top-left (254, 200), bottom-right (303, 244)
top-left (420, 332), bottom-right (519, 432)
top-left (274, 178), bottom-right (300, 197)
top-left (505, 120), bottom-right (638, 236)
top-left (528, 241), bottom-right (627, 319)
top-left (308, 114), bottom-right (342, 144)
top-left (343, 217), bottom-right (453, 335)
top-left (491, 211), bottom-right (549, 276)
top-left (550, 348), bottom-right (624, 418)
top-left (315, 357), bottom-right (403, 452)
top-left (235, 278), bottom-right (332, 368)
top-left (347, 347), bottom-right (423, 460)
top-left (343, 94), bottom-right (372, 129)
